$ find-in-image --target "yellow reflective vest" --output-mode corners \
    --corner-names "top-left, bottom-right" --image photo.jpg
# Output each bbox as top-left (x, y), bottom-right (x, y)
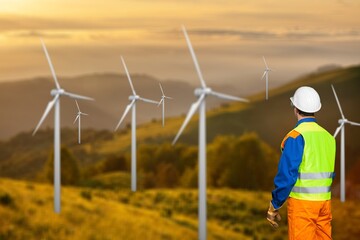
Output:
top-left (289, 121), bottom-right (336, 201)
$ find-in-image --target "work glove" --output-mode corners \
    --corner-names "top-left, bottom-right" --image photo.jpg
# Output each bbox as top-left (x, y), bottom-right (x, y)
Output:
top-left (267, 201), bottom-right (281, 229)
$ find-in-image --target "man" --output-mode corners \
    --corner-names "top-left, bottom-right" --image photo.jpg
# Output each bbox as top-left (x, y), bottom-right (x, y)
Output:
top-left (267, 86), bottom-right (336, 239)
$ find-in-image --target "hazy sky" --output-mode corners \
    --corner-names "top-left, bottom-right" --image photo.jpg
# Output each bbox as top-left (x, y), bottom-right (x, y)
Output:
top-left (0, 0), bottom-right (359, 94)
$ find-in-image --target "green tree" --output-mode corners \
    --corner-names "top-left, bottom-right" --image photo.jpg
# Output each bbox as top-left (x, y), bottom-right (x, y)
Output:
top-left (156, 163), bottom-right (180, 188)
top-left (138, 144), bottom-right (157, 172)
top-left (207, 135), bottom-right (235, 187)
top-left (208, 133), bottom-right (278, 190)
top-left (44, 146), bottom-right (81, 185)
top-left (180, 166), bottom-right (198, 188)
top-left (101, 154), bottom-right (128, 173)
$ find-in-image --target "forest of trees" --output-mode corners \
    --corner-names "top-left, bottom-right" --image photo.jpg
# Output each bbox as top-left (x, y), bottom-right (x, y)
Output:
top-left (41, 132), bottom-right (280, 191)
top-left (44, 147), bottom-right (80, 185)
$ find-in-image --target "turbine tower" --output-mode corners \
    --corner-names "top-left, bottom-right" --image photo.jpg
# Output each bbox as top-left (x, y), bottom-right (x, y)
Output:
top-left (172, 26), bottom-right (249, 240)
top-left (261, 56), bottom-right (272, 100)
top-left (158, 82), bottom-right (173, 127)
top-left (73, 100), bottom-right (88, 144)
top-left (115, 56), bottom-right (159, 192)
top-left (33, 40), bottom-right (94, 213)
top-left (331, 84), bottom-right (360, 202)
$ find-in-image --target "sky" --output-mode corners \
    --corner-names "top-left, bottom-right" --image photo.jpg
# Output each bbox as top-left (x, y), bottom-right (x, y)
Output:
top-left (0, 0), bottom-right (359, 95)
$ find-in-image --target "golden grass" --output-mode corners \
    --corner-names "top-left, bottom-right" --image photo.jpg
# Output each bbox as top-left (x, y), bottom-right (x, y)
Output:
top-left (1, 178), bottom-right (359, 240)
top-left (0, 178), bottom-right (196, 240)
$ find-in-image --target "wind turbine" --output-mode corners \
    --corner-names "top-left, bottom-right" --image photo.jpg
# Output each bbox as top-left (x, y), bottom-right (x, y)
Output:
top-left (33, 39), bottom-right (94, 213)
top-left (172, 26), bottom-right (249, 240)
top-left (73, 100), bottom-right (88, 144)
top-left (158, 82), bottom-right (173, 127)
top-left (331, 84), bottom-right (360, 202)
top-left (261, 56), bottom-right (272, 100)
top-left (115, 56), bottom-right (159, 192)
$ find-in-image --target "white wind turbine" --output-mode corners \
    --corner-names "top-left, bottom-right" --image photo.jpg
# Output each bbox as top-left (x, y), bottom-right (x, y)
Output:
top-left (115, 56), bottom-right (159, 192)
top-left (261, 56), bottom-right (272, 100)
top-left (172, 26), bottom-right (249, 240)
top-left (73, 100), bottom-right (88, 144)
top-left (158, 82), bottom-right (173, 127)
top-left (331, 84), bottom-right (360, 202)
top-left (33, 40), bottom-right (94, 213)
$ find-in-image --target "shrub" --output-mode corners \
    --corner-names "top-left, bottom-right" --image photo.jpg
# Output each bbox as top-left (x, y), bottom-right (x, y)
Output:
top-left (80, 191), bottom-right (92, 201)
top-left (0, 192), bottom-right (14, 207)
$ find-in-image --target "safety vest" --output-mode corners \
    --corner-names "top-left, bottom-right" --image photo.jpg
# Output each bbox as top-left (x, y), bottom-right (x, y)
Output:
top-left (288, 121), bottom-right (336, 201)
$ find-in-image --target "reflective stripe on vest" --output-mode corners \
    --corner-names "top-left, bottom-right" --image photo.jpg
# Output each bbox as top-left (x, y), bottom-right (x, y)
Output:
top-left (287, 121), bottom-right (336, 201)
top-left (298, 172), bottom-right (334, 180)
top-left (292, 186), bottom-right (331, 194)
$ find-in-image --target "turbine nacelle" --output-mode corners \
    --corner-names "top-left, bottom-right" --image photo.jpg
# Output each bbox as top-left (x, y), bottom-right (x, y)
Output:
top-left (51, 88), bottom-right (65, 96)
top-left (195, 87), bottom-right (212, 96)
top-left (77, 111), bottom-right (87, 116)
top-left (129, 95), bottom-right (140, 101)
top-left (339, 119), bottom-right (347, 124)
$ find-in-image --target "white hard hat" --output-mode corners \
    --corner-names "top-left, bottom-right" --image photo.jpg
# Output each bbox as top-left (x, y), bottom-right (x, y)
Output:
top-left (290, 86), bottom-right (321, 113)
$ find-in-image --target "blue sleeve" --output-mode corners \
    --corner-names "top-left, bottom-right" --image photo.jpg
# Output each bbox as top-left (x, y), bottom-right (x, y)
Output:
top-left (271, 135), bottom-right (304, 209)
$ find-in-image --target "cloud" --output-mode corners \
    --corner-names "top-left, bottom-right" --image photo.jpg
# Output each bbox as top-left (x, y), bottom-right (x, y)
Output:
top-left (9, 30), bottom-right (71, 39)
top-left (0, 14), bottom-right (115, 32)
top-left (189, 29), bottom-right (276, 39)
top-left (184, 28), bottom-right (360, 41)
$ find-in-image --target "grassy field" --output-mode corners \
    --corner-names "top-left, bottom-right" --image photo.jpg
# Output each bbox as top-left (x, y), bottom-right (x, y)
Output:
top-left (1, 178), bottom-right (360, 240)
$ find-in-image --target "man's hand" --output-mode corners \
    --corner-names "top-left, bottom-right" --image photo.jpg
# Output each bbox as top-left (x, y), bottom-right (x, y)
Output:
top-left (267, 201), bottom-right (281, 229)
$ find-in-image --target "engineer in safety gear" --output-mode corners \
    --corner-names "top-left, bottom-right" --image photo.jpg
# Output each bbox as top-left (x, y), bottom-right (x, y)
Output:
top-left (267, 86), bottom-right (336, 240)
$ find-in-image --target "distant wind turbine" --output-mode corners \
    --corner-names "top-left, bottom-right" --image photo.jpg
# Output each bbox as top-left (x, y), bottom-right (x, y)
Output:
top-left (115, 56), bottom-right (159, 192)
top-left (331, 84), bottom-right (360, 202)
top-left (158, 82), bottom-right (173, 127)
top-left (73, 100), bottom-right (88, 144)
top-left (172, 26), bottom-right (249, 240)
top-left (261, 56), bottom-right (272, 100)
top-left (33, 39), bottom-right (94, 213)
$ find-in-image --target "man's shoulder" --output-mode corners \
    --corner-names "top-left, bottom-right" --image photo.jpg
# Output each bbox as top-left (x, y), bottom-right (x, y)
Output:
top-left (285, 129), bottom-right (301, 139)
top-left (281, 129), bottom-right (302, 149)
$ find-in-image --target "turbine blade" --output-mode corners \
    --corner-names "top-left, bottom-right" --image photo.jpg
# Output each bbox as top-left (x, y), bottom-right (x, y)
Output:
top-left (121, 56), bottom-right (136, 95)
top-left (333, 122), bottom-right (344, 138)
top-left (331, 85), bottom-right (345, 119)
top-left (172, 94), bottom-right (205, 145)
top-left (63, 91), bottom-right (94, 101)
top-left (159, 82), bottom-right (165, 96)
top-left (73, 114), bottom-right (80, 124)
top-left (140, 97), bottom-right (159, 105)
top-left (182, 25), bottom-right (207, 88)
top-left (263, 56), bottom-right (269, 69)
top-left (81, 112), bottom-right (89, 116)
top-left (33, 94), bottom-right (59, 135)
top-left (41, 39), bottom-right (61, 90)
top-left (348, 121), bottom-right (360, 126)
top-left (115, 100), bottom-right (136, 131)
top-left (75, 100), bottom-right (80, 112)
top-left (158, 98), bottom-right (164, 107)
top-left (261, 71), bottom-right (267, 81)
top-left (210, 91), bottom-right (249, 102)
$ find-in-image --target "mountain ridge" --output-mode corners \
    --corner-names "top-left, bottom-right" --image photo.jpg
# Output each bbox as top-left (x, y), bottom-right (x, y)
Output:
top-left (0, 73), bottom-right (240, 140)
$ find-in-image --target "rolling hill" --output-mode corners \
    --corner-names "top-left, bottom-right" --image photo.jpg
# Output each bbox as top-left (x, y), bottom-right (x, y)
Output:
top-left (96, 65), bottom-right (360, 187)
top-left (1, 178), bottom-right (359, 240)
top-left (0, 65), bottom-right (359, 191)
